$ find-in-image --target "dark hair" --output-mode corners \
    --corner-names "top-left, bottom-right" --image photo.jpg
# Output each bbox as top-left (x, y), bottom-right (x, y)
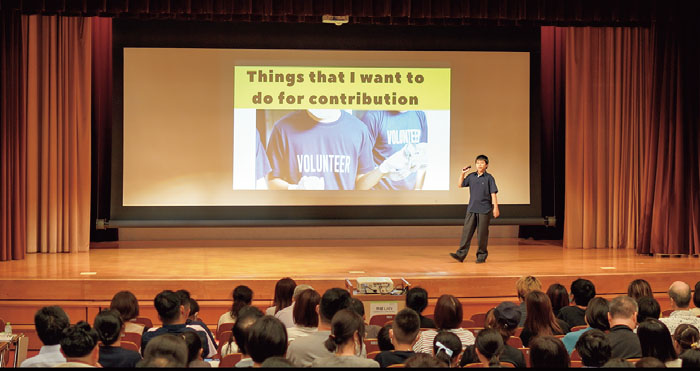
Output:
top-left (546, 284), bottom-right (570, 316)
top-left (175, 290), bottom-right (191, 318)
top-left (247, 316), bottom-right (287, 364)
top-left (230, 285), bottom-right (253, 318)
top-left (433, 331), bottom-right (462, 366)
top-left (585, 297), bottom-right (610, 331)
top-left (292, 289), bottom-right (320, 328)
top-left (188, 298), bottom-right (200, 319)
top-left (475, 154), bottom-right (489, 164)
top-left (609, 295), bottom-right (638, 319)
top-left (475, 328), bottom-right (504, 367)
top-left (272, 278), bottom-right (296, 314)
top-left (319, 288), bottom-right (351, 323)
top-left (571, 278), bottom-right (596, 307)
top-left (459, 345), bottom-right (479, 367)
top-left (694, 281), bottom-right (700, 308)
top-left (140, 333), bottom-right (188, 368)
top-left (524, 291), bottom-right (562, 337)
top-left (393, 308), bottom-right (421, 344)
top-left (378, 324), bottom-right (395, 351)
top-left (602, 358), bottom-right (635, 368)
top-left (628, 279), bottom-right (653, 301)
top-left (575, 329), bottom-right (611, 367)
top-left (681, 349), bottom-right (700, 368)
top-left (638, 318), bottom-right (677, 362)
top-left (434, 295), bottom-right (463, 330)
top-left (529, 335), bottom-right (570, 368)
top-left (674, 324), bottom-right (700, 353)
top-left (231, 305), bottom-right (264, 355)
top-left (94, 309), bottom-right (123, 346)
top-left (34, 306), bottom-right (70, 346)
top-left (348, 298), bottom-right (365, 318)
top-left (404, 353), bottom-right (448, 368)
top-left (110, 291), bottom-right (140, 322)
top-left (406, 287), bottom-right (429, 314)
top-left (324, 309), bottom-right (365, 353)
top-left (637, 296), bottom-right (661, 323)
top-left (154, 290), bottom-right (182, 323)
top-left (635, 357), bottom-right (666, 368)
top-left (181, 331), bottom-right (203, 364)
top-left (60, 321), bottom-right (98, 358)
top-left (261, 356), bottom-right (293, 368)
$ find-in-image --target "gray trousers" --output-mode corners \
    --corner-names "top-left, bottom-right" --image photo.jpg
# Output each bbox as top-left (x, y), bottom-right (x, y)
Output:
top-left (456, 211), bottom-right (492, 261)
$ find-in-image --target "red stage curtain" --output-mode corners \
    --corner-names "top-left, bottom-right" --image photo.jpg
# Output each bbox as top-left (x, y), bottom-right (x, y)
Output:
top-left (0, 9), bottom-right (26, 261)
top-left (22, 15), bottom-right (92, 253)
top-left (564, 27), bottom-right (652, 249)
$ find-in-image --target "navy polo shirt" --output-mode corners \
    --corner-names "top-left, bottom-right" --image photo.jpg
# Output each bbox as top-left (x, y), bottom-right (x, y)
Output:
top-left (462, 171), bottom-right (498, 213)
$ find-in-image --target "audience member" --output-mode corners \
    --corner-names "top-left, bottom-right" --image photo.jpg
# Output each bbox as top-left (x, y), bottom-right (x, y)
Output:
top-left (635, 357), bottom-right (666, 368)
top-left (349, 297), bottom-right (381, 338)
top-left (286, 288), bottom-right (320, 342)
top-left (637, 296), bottom-right (661, 323)
top-left (558, 278), bottom-right (596, 328)
top-left (602, 358), bottom-right (635, 367)
top-left (221, 305), bottom-right (263, 366)
top-left (547, 283), bottom-right (570, 318)
top-left (473, 328), bottom-right (504, 367)
top-left (94, 309), bottom-right (142, 368)
top-left (175, 289), bottom-right (192, 319)
top-left (516, 275), bottom-right (542, 326)
top-left (311, 309), bottom-right (379, 367)
top-left (692, 281), bottom-right (700, 316)
top-left (672, 324), bottom-right (699, 356)
top-left (529, 335), bottom-right (570, 368)
top-left (413, 294), bottom-right (475, 354)
top-left (141, 290), bottom-right (213, 358)
top-left (110, 291), bottom-right (145, 335)
top-left (638, 318), bottom-right (680, 367)
top-left (137, 334), bottom-right (188, 368)
top-left (606, 295), bottom-right (642, 359)
top-left (377, 323), bottom-right (395, 352)
top-left (660, 281), bottom-right (700, 334)
top-left (181, 331), bottom-right (210, 368)
top-left (218, 285), bottom-right (253, 330)
top-left (404, 353), bottom-right (447, 368)
top-left (187, 297), bottom-right (200, 323)
top-left (55, 322), bottom-right (100, 368)
top-left (405, 287), bottom-right (436, 329)
top-left (286, 288), bottom-right (352, 367)
top-left (681, 348), bottom-right (700, 368)
top-left (575, 329), bottom-right (611, 367)
top-left (628, 279), bottom-right (654, 302)
top-left (374, 308), bottom-right (419, 367)
top-left (266, 277), bottom-right (296, 315)
top-left (474, 301), bottom-right (526, 368)
top-left (260, 356), bottom-right (293, 368)
top-left (562, 297), bottom-right (610, 353)
top-left (433, 331), bottom-right (462, 368)
top-left (520, 290), bottom-right (570, 347)
top-left (276, 284), bottom-right (313, 328)
top-left (20, 306), bottom-right (70, 368)
top-left (246, 316), bottom-right (288, 367)
top-left (179, 294), bottom-right (216, 357)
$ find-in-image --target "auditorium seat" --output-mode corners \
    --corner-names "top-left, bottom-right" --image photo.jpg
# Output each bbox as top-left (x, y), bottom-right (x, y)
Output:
top-left (519, 348), bottom-right (530, 368)
top-left (571, 348), bottom-right (582, 361)
top-left (217, 322), bottom-right (234, 339)
top-left (571, 360), bottom-right (583, 368)
top-left (121, 332), bottom-right (141, 350)
top-left (513, 327), bottom-right (523, 337)
top-left (121, 341), bottom-right (139, 352)
top-left (369, 314), bottom-right (395, 326)
top-left (461, 319), bottom-right (475, 328)
top-left (219, 353), bottom-right (243, 367)
top-left (387, 363), bottom-right (405, 368)
top-left (132, 317), bottom-right (153, 328)
top-left (570, 325), bottom-right (587, 332)
top-left (662, 309), bottom-right (674, 317)
top-left (470, 313), bottom-right (487, 327)
top-left (217, 331), bottom-right (233, 354)
top-left (367, 350), bottom-right (381, 359)
top-left (364, 338), bottom-right (380, 353)
top-left (506, 336), bottom-right (523, 348)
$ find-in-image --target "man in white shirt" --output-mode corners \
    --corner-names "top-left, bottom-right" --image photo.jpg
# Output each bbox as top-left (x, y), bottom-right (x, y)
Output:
top-left (659, 281), bottom-right (700, 334)
top-left (20, 306), bottom-right (69, 368)
top-left (276, 284), bottom-right (313, 328)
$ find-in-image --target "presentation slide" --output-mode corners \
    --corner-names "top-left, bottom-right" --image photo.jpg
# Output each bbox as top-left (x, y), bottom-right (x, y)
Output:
top-left (122, 48), bottom-right (530, 206)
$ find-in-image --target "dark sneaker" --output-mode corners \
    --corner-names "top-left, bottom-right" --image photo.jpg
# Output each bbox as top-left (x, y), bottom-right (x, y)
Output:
top-left (450, 252), bottom-right (466, 262)
top-left (475, 259), bottom-right (486, 264)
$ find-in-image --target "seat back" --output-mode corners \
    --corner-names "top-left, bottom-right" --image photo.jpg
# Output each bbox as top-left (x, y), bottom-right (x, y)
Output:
top-left (570, 325), bottom-right (588, 332)
top-left (14, 334), bottom-right (29, 368)
top-left (387, 363), bottom-right (405, 368)
top-left (363, 338), bottom-right (380, 353)
top-left (219, 353), bottom-right (243, 367)
top-left (469, 313), bottom-right (487, 327)
top-left (519, 347), bottom-right (530, 368)
top-left (570, 348), bottom-right (582, 361)
top-left (133, 317), bottom-right (153, 328)
top-left (369, 314), bottom-right (396, 327)
top-left (506, 336), bottom-right (523, 348)
top-left (122, 332), bottom-right (142, 348)
top-left (217, 322), bottom-right (235, 339)
top-left (121, 341), bottom-right (139, 352)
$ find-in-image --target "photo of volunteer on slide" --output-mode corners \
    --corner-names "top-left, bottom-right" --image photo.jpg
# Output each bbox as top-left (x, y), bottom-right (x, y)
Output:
top-left (233, 109), bottom-right (450, 191)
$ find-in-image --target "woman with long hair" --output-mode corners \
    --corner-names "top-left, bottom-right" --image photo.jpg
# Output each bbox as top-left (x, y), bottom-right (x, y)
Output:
top-left (310, 309), bottom-right (379, 367)
top-left (638, 318), bottom-right (680, 367)
top-left (546, 283), bottom-right (570, 318)
top-left (217, 285), bottom-right (253, 331)
top-left (474, 328), bottom-right (504, 367)
top-left (520, 290), bottom-right (570, 347)
top-left (286, 288), bottom-right (321, 342)
top-left (266, 277), bottom-right (296, 315)
top-left (433, 331), bottom-right (462, 368)
top-left (627, 279), bottom-right (653, 301)
top-left (413, 295), bottom-right (475, 354)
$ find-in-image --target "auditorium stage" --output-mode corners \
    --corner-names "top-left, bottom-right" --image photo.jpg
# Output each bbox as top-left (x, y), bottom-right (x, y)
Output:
top-left (1, 238), bottom-right (699, 303)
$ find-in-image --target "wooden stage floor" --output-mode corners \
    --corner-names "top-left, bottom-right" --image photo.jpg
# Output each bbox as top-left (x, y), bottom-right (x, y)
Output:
top-left (1, 238), bottom-right (699, 302)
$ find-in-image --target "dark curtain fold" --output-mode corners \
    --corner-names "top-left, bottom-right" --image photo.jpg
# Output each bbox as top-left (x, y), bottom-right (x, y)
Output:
top-left (0, 9), bottom-right (26, 261)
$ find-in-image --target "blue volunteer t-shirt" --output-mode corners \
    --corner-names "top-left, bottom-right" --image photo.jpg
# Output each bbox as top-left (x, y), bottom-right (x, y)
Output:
top-left (360, 110), bottom-right (428, 190)
top-left (255, 129), bottom-right (271, 181)
top-left (267, 110), bottom-right (375, 190)
top-left (462, 171), bottom-right (498, 213)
